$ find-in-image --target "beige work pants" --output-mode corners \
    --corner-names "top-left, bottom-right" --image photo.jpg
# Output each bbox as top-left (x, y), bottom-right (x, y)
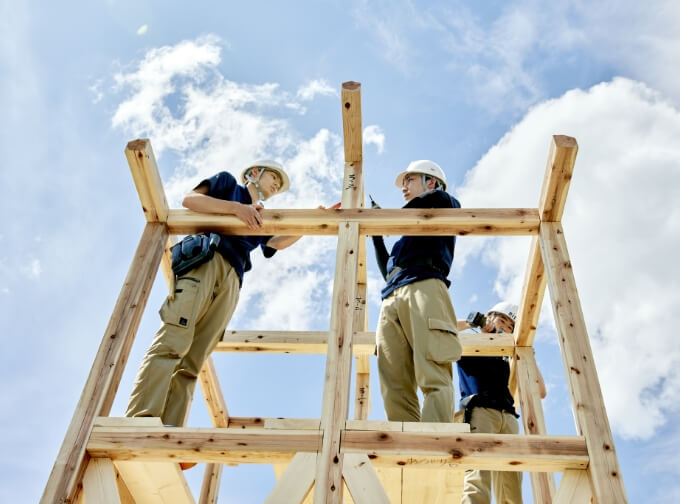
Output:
top-left (461, 407), bottom-right (523, 504)
top-left (126, 253), bottom-right (239, 427)
top-left (377, 278), bottom-right (461, 422)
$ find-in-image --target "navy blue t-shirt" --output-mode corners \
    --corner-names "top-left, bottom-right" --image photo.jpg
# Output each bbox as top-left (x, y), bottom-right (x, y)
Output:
top-left (378, 189), bottom-right (461, 300)
top-left (458, 356), bottom-right (517, 415)
top-left (198, 171), bottom-right (276, 286)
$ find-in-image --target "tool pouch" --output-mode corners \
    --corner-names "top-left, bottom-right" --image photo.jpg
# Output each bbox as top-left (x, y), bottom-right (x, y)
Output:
top-left (170, 233), bottom-right (221, 277)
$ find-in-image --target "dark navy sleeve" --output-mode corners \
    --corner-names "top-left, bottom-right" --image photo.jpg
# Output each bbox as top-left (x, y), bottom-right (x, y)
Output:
top-left (372, 236), bottom-right (389, 281)
top-left (199, 171), bottom-right (237, 199)
top-left (261, 238), bottom-right (277, 258)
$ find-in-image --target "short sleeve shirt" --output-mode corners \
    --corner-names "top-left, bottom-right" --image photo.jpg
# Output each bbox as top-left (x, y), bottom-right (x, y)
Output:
top-left (198, 171), bottom-right (276, 286)
top-left (380, 190), bottom-right (461, 299)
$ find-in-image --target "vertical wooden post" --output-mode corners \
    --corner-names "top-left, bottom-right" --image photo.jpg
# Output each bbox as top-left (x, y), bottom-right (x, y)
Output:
top-left (315, 221), bottom-right (360, 503)
top-left (42, 222), bottom-right (168, 504)
top-left (540, 222), bottom-right (627, 503)
top-left (515, 346), bottom-right (556, 502)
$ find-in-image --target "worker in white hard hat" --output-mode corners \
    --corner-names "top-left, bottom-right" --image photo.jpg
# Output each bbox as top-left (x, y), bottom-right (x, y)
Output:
top-left (456, 301), bottom-right (546, 504)
top-left (126, 160), bottom-right (310, 464)
top-left (372, 160), bottom-right (462, 423)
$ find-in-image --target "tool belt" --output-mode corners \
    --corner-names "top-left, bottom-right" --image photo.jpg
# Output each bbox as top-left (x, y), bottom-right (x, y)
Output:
top-left (385, 257), bottom-right (448, 283)
top-left (460, 393), bottom-right (518, 424)
top-left (170, 233), bottom-right (221, 277)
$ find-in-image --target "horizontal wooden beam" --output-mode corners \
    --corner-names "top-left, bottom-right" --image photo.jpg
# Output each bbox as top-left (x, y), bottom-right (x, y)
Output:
top-left (166, 208), bottom-right (539, 236)
top-left (216, 331), bottom-right (514, 356)
top-left (88, 425), bottom-right (322, 465)
top-left (342, 431), bottom-right (588, 472)
top-left (87, 425), bottom-right (587, 473)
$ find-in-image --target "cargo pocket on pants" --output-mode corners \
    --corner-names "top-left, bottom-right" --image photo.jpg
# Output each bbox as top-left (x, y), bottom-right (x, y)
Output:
top-left (425, 318), bottom-right (461, 363)
top-left (159, 277), bottom-right (200, 329)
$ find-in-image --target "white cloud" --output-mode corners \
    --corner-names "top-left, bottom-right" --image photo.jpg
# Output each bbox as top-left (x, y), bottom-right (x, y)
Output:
top-left (296, 79), bottom-right (337, 101)
top-left (456, 78), bottom-right (680, 439)
top-left (363, 125), bottom-right (385, 154)
top-left (353, 1), bottom-right (680, 111)
top-left (137, 24), bottom-right (148, 36)
top-left (21, 259), bottom-right (41, 280)
top-left (110, 37), bottom-right (346, 334)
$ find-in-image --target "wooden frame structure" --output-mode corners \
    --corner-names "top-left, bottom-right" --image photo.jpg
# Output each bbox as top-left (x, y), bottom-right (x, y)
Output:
top-left (42, 81), bottom-right (627, 503)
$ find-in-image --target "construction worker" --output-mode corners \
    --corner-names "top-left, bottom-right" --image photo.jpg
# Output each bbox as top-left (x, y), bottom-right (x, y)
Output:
top-left (372, 160), bottom-right (462, 423)
top-left (126, 161), bottom-right (305, 433)
top-left (456, 301), bottom-right (546, 504)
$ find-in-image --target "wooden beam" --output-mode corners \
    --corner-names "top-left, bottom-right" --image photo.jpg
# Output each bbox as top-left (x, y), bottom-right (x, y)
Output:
top-left (315, 221), bottom-right (360, 503)
top-left (42, 223), bottom-right (168, 504)
top-left (343, 454), bottom-right (390, 504)
top-left (217, 330), bottom-right (514, 356)
top-left (554, 470), bottom-right (592, 504)
top-left (199, 464), bottom-right (222, 504)
top-left (342, 431), bottom-right (588, 472)
top-left (540, 222), bottom-right (626, 503)
top-left (87, 425), bottom-right (587, 473)
top-left (538, 135), bottom-right (578, 223)
top-left (341, 82), bottom-right (362, 163)
top-left (167, 208), bottom-right (539, 236)
top-left (266, 453), bottom-right (317, 504)
top-left (515, 347), bottom-right (556, 503)
top-left (515, 135), bottom-right (578, 348)
top-left (82, 459), bottom-right (121, 504)
top-left (125, 139), bottom-right (169, 223)
top-left (88, 425), bottom-right (322, 465)
top-left (198, 356), bottom-right (229, 428)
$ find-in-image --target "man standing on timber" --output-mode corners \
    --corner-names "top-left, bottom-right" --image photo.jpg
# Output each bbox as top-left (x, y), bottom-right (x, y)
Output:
top-left (126, 160), bottom-right (302, 429)
top-left (456, 301), bottom-right (546, 504)
top-left (372, 160), bottom-right (462, 423)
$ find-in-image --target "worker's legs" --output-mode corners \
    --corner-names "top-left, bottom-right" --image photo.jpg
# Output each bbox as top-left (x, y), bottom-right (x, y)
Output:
top-left (462, 408), bottom-right (523, 504)
top-left (125, 254), bottom-right (230, 420)
top-left (493, 412), bottom-right (522, 504)
top-left (162, 255), bottom-right (240, 426)
top-left (400, 279), bottom-right (460, 422)
top-left (377, 293), bottom-right (420, 422)
top-left (462, 407), bottom-right (502, 504)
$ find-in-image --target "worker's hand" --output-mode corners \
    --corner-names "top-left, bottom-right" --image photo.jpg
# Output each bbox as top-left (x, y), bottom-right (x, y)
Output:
top-left (318, 202), bottom-right (342, 210)
top-left (235, 202), bottom-right (264, 230)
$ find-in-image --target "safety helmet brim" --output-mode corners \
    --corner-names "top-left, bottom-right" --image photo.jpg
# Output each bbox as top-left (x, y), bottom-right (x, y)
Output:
top-left (394, 160), bottom-right (447, 191)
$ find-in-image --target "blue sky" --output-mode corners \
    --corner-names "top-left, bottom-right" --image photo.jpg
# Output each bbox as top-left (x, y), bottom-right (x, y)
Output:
top-left (2, 1), bottom-right (680, 502)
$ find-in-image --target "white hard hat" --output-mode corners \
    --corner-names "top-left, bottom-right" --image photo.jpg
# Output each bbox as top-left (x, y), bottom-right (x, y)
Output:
top-left (240, 159), bottom-right (290, 193)
top-left (487, 301), bottom-right (519, 322)
top-left (394, 160), bottom-right (447, 190)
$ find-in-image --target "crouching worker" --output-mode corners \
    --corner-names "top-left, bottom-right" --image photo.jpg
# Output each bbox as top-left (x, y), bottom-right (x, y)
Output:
top-left (456, 301), bottom-right (546, 504)
top-left (372, 160), bottom-right (462, 423)
top-left (126, 160), bottom-right (301, 432)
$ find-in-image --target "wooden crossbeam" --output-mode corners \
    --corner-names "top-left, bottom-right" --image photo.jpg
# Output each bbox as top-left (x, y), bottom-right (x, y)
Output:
top-left (540, 222), bottom-right (626, 503)
top-left (88, 426), bottom-right (322, 465)
top-left (217, 330), bottom-right (514, 356)
top-left (87, 425), bottom-right (587, 473)
top-left (167, 207), bottom-right (538, 236)
top-left (342, 431), bottom-right (588, 472)
top-left (42, 223), bottom-right (168, 504)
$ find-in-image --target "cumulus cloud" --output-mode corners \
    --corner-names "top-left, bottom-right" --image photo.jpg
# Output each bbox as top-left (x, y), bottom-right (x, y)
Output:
top-left (110, 37), bottom-right (344, 334)
top-left (456, 78), bottom-right (680, 439)
top-left (363, 125), bottom-right (385, 154)
top-left (296, 79), bottom-right (337, 101)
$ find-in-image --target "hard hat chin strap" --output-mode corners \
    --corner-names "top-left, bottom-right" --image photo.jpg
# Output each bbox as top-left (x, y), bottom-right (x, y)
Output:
top-left (245, 168), bottom-right (266, 204)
